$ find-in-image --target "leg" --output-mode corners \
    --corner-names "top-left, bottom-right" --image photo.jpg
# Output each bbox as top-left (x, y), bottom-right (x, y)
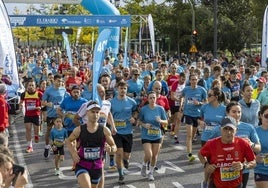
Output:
top-left (186, 124), bottom-right (193, 154)
top-left (142, 143), bottom-right (152, 164)
top-left (25, 123), bottom-right (32, 144)
top-left (151, 143), bottom-right (161, 167)
top-left (77, 173), bottom-right (92, 188)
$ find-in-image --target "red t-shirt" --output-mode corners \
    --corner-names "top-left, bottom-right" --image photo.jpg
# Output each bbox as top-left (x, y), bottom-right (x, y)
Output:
top-left (200, 137), bottom-right (255, 188)
top-left (140, 95), bottom-right (170, 111)
top-left (65, 76), bottom-right (82, 93)
top-left (21, 91), bottom-right (43, 116)
top-left (168, 80), bottom-right (185, 107)
top-left (166, 74), bottom-right (180, 87)
top-left (58, 63), bottom-right (70, 74)
top-left (0, 95), bottom-right (9, 132)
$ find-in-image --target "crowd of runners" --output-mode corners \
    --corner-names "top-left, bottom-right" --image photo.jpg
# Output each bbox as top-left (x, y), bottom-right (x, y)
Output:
top-left (0, 46), bottom-right (268, 188)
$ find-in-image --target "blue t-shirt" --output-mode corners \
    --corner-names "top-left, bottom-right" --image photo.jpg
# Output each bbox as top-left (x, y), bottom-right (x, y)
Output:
top-left (60, 96), bottom-right (87, 131)
top-left (254, 126), bottom-right (268, 175)
top-left (182, 86), bottom-right (207, 117)
top-left (111, 96), bottom-right (137, 135)
top-left (127, 79), bottom-right (144, 104)
top-left (139, 104), bottom-right (167, 140)
top-left (50, 127), bottom-right (68, 147)
top-left (200, 103), bottom-right (226, 142)
top-left (42, 86), bottom-right (67, 118)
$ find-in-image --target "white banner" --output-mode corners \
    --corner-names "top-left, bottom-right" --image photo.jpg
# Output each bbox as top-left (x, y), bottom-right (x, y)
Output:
top-left (0, 0), bottom-right (19, 86)
top-left (262, 6), bottom-right (268, 67)
top-left (4, 0), bottom-right (81, 4)
top-left (148, 14), bottom-right (155, 55)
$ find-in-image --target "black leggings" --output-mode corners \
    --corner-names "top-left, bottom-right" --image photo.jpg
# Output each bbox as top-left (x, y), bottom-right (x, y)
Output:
top-left (242, 173), bottom-right (249, 188)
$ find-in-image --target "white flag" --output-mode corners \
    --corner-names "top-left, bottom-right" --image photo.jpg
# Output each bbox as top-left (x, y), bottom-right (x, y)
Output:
top-left (148, 14), bottom-right (155, 55)
top-left (0, 0), bottom-right (19, 87)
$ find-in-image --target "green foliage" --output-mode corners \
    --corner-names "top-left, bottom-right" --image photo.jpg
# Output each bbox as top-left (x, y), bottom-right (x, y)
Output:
top-left (11, 0), bottom-right (268, 54)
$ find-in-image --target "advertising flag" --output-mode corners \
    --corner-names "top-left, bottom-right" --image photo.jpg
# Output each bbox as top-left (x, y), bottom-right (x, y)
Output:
top-left (262, 6), bottom-right (268, 67)
top-left (62, 32), bottom-right (73, 66)
top-left (92, 29), bottom-right (111, 105)
top-left (0, 0), bottom-right (19, 87)
top-left (148, 14), bottom-right (155, 55)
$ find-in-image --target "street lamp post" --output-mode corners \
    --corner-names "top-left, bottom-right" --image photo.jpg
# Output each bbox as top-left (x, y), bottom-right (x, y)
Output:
top-left (213, 0), bottom-right (218, 58)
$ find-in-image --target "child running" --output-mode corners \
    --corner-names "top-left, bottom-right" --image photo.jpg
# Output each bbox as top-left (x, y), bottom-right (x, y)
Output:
top-left (50, 117), bottom-right (68, 175)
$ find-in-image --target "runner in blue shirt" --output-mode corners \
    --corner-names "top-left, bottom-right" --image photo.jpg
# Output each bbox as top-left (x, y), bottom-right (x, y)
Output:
top-left (199, 87), bottom-right (226, 146)
top-left (110, 81), bottom-right (137, 184)
top-left (254, 105), bottom-right (268, 188)
top-left (42, 74), bottom-right (67, 159)
top-left (180, 73), bottom-right (207, 162)
top-left (139, 91), bottom-right (167, 181)
top-left (57, 85), bottom-right (87, 135)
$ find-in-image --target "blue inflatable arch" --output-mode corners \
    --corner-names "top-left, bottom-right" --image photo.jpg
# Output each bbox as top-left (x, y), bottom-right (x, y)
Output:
top-left (4, 0), bottom-right (121, 56)
top-left (81, 0), bottom-right (120, 56)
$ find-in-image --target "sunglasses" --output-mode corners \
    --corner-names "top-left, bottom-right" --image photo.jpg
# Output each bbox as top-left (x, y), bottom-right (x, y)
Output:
top-left (263, 114), bottom-right (268, 119)
top-left (208, 93), bottom-right (214, 97)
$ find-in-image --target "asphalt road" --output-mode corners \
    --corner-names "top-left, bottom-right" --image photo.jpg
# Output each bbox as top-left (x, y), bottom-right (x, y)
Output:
top-left (8, 114), bottom-right (256, 188)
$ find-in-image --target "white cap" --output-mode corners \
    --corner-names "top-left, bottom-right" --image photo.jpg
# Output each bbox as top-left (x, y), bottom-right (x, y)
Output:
top-left (87, 103), bottom-right (101, 111)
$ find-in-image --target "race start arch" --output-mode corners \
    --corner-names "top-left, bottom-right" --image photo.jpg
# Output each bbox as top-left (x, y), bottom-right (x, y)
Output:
top-left (4, 0), bottom-right (121, 55)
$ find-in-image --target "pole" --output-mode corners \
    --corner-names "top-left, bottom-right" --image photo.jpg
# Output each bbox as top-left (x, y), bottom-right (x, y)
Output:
top-left (213, 0), bottom-right (218, 58)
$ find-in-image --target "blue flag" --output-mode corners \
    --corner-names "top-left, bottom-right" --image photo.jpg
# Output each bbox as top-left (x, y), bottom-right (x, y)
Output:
top-left (123, 27), bottom-right (129, 68)
top-left (62, 32), bottom-right (73, 66)
top-left (92, 29), bottom-right (111, 106)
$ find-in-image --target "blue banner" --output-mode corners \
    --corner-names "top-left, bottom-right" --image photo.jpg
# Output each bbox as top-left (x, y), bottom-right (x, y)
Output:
top-left (92, 29), bottom-right (111, 106)
top-left (62, 32), bottom-right (73, 66)
top-left (9, 15), bottom-right (131, 27)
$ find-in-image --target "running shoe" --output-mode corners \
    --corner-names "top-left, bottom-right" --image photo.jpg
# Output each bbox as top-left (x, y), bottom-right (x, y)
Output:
top-left (118, 175), bottom-right (124, 184)
top-left (170, 131), bottom-right (175, 136)
top-left (26, 146), bottom-right (33, 153)
top-left (174, 136), bottom-right (179, 144)
top-left (34, 135), bottom-right (39, 143)
top-left (188, 155), bottom-right (196, 162)
top-left (123, 159), bottom-right (129, 169)
top-left (141, 165), bottom-right (146, 177)
top-left (148, 172), bottom-right (154, 181)
top-left (200, 180), bottom-right (208, 188)
top-left (44, 147), bottom-right (50, 159)
top-left (55, 169), bottom-right (60, 176)
top-left (109, 160), bottom-right (116, 170)
top-left (39, 131), bottom-right (43, 137)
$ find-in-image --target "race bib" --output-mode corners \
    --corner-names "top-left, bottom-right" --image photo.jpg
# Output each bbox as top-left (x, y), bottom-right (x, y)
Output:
top-left (26, 102), bottom-right (36, 110)
top-left (84, 147), bottom-right (101, 160)
top-left (220, 167), bottom-right (240, 181)
top-left (148, 127), bottom-right (160, 136)
top-left (54, 139), bottom-right (64, 147)
top-left (115, 121), bottom-right (126, 128)
top-left (263, 155), bottom-right (268, 166)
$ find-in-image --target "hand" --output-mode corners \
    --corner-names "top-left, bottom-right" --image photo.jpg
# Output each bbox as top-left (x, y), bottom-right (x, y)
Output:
top-left (52, 145), bottom-right (57, 151)
top-left (129, 117), bottom-right (136, 124)
top-left (231, 161), bottom-right (243, 171)
top-left (35, 106), bottom-right (41, 111)
top-left (155, 116), bottom-right (161, 123)
top-left (145, 123), bottom-right (152, 129)
top-left (14, 171), bottom-right (28, 188)
top-left (193, 99), bottom-right (199, 105)
top-left (46, 102), bottom-right (53, 107)
top-left (205, 163), bottom-right (217, 174)
top-left (71, 152), bottom-right (80, 164)
top-left (111, 127), bottom-right (117, 135)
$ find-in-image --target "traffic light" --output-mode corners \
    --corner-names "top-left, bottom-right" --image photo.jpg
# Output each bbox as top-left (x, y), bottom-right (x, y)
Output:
top-left (192, 30), bottom-right (198, 44)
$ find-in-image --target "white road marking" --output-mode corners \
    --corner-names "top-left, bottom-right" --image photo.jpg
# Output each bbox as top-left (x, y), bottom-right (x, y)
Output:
top-left (11, 123), bottom-right (33, 188)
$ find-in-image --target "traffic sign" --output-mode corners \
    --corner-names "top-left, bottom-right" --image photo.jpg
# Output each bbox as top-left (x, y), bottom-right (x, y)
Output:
top-left (189, 44), bottom-right (198, 53)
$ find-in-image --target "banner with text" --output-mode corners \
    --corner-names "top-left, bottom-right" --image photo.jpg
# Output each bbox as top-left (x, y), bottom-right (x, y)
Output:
top-left (0, 0), bottom-right (19, 87)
